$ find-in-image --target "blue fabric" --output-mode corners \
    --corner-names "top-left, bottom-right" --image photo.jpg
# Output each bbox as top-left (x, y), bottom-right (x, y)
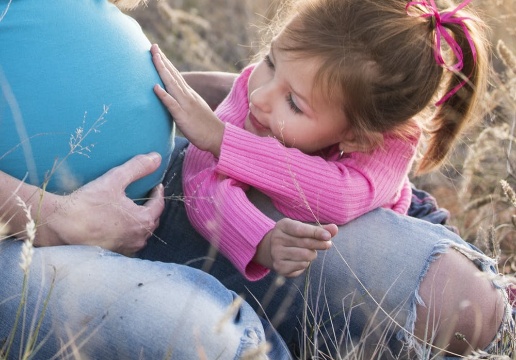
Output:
top-left (0, 239), bottom-right (290, 359)
top-left (0, 0), bottom-right (173, 200)
top-left (408, 185), bottom-right (459, 234)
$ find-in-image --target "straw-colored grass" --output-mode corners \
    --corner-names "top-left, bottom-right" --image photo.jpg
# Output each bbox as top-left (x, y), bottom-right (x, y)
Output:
top-left (2, 0), bottom-right (516, 359)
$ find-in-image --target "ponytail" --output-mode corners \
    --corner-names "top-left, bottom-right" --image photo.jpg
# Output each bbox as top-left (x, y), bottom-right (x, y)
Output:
top-left (410, 1), bottom-right (489, 174)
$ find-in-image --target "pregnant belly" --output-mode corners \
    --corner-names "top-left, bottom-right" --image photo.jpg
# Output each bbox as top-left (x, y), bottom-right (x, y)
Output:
top-left (0, 96), bottom-right (173, 201)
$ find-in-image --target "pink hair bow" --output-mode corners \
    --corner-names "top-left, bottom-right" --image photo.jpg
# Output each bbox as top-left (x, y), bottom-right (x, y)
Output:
top-left (406, 0), bottom-right (477, 105)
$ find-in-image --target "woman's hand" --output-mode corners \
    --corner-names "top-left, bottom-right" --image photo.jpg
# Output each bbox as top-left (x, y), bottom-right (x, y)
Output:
top-left (151, 44), bottom-right (225, 157)
top-left (36, 153), bottom-right (165, 255)
top-left (254, 218), bottom-right (337, 277)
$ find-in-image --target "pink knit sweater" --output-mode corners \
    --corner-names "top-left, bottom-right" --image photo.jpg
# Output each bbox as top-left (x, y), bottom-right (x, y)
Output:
top-left (183, 66), bottom-right (418, 280)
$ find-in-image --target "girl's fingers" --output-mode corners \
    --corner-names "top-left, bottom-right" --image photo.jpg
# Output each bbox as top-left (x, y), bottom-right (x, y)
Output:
top-left (274, 259), bottom-right (312, 278)
top-left (321, 223), bottom-right (339, 238)
top-left (152, 53), bottom-right (174, 89)
top-left (277, 218), bottom-right (334, 241)
top-left (152, 51), bottom-right (179, 94)
top-left (153, 84), bottom-right (180, 115)
top-left (156, 45), bottom-right (176, 72)
top-left (152, 44), bottom-right (189, 92)
top-left (151, 44), bottom-right (173, 72)
top-left (273, 246), bottom-right (318, 264)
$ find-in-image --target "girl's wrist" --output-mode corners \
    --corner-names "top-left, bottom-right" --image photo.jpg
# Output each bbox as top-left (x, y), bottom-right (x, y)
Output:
top-left (208, 121), bottom-right (225, 158)
top-left (253, 231), bottom-right (273, 269)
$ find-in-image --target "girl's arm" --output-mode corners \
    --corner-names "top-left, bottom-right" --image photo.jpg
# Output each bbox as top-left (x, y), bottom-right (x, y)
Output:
top-left (0, 153), bottom-right (164, 255)
top-left (217, 124), bottom-right (417, 224)
top-left (155, 48), bottom-right (337, 277)
top-left (183, 147), bottom-right (333, 280)
top-left (183, 168), bottom-right (273, 280)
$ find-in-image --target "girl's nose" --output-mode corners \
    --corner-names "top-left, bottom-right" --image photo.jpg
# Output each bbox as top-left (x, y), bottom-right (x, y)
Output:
top-left (249, 85), bottom-right (273, 113)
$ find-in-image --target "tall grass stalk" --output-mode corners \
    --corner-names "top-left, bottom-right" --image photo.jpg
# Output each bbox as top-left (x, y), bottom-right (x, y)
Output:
top-left (1, 197), bottom-right (55, 360)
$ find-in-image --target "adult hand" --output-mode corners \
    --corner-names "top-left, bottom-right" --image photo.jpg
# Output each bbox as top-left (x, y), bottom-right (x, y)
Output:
top-left (254, 218), bottom-right (337, 277)
top-left (36, 153), bottom-right (165, 256)
top-left (151, 44), bottom-right (225, 157)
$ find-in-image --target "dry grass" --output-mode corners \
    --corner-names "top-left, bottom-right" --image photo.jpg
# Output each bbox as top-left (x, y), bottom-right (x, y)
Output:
top-left (2, 0), bottom-right (516, 359)
top-left (128, 0), bottom-right (276, 72)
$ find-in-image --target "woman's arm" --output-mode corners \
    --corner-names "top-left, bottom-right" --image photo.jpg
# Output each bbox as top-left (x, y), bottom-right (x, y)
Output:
top-left (0, 153), bottom-right (164, 255)
top-left (0, 171), bottom-right (45, 242)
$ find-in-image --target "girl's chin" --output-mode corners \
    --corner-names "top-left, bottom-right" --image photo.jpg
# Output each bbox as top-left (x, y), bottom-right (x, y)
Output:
top-left (244, 118), bottom-right (259, 135)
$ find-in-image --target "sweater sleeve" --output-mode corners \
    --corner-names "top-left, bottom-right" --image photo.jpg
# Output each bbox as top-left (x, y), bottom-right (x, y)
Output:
top-left (391, 177), bottom-right (412, 214)
top-left (216, 124), bottom-right (418, 224)
top-left (182, 145), bottom-right (274, 281)
top-left (182, 66), bottom-right (275, 280)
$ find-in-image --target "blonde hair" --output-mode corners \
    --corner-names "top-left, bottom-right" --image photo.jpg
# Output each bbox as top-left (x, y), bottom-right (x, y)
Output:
top-left (109, 0), bottom-right (145, 10)
top-left (264, 0), bottom-right (490, 174)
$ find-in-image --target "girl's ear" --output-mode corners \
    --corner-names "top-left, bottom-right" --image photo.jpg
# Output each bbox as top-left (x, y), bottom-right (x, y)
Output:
top-left (338, 131), bottom-right (383, 153)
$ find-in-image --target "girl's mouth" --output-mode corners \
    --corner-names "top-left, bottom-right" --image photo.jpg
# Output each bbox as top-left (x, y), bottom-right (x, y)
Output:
top-left (248, 111), bottom-right (267, 131)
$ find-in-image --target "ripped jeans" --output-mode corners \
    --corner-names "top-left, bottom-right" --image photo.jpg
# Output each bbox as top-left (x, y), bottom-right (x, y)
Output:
top-left (0, 240), bottom-right (291, 359)
top-left (140, 136), bottom-right (514, 359)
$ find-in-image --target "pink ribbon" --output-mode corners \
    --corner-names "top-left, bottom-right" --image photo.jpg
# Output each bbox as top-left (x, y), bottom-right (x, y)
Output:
top-left (406, 0), bottom-right (477, 105)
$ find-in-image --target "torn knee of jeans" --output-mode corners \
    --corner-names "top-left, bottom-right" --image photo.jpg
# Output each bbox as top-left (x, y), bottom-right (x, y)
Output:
top-left (396, 240), bottom-right (507, 358)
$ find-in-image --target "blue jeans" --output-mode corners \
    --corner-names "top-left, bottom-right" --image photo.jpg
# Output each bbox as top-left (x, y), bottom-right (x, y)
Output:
top-left (139, 137), bottom-right (512, 359)
top-left (0, 239), bottom-right (291, 359)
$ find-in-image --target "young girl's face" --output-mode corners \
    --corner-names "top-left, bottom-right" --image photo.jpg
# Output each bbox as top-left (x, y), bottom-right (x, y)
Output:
top-left (245, 41), bottom-right (354, 154)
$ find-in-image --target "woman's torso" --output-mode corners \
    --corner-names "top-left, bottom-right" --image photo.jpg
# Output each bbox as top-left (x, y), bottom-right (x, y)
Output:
top-left (0, 0), bottom-right (173, 200)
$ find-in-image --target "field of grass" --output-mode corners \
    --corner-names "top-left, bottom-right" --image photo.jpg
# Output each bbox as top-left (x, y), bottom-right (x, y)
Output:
top-left (2, 0), bottom-right (516, 359)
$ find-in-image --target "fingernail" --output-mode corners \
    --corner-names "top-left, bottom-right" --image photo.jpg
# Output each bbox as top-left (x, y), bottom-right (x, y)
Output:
top-left (322, 230), bottom-right (331, 240)
top-left (147, 152), bottom-right (161, 164)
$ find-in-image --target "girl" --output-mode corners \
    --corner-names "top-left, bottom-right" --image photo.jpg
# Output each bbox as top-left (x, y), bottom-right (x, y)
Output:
top-left (152, 0), bottom-right (489, 281)
top-left (147, 2), bottom-right (515, 356)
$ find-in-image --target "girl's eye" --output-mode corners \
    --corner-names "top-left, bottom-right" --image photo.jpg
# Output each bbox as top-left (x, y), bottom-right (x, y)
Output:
top-left (264, 55), bottom-right (274, 69)
top-left (287, 93), bottom-right (303, 114)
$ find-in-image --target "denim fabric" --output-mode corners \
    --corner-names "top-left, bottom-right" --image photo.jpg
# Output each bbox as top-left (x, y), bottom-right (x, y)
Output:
top-left (0, 239), bottom-right (284, 359)
top-left (140, 136), bottom-right (509, 359)
top-left (408, 186), bottom-right (459, 234)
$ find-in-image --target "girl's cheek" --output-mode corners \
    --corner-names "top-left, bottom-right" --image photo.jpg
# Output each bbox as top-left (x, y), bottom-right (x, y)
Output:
top-left (274, 119), bottom-right (288, 139)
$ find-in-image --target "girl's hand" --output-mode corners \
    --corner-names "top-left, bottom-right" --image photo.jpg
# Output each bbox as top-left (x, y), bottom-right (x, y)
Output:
top-left (254, 218), bottom-right (337, 277)
top-left (151, 44), bottom-right (225, 157)
top-left (181, 71), bottom-right (237, 111)
top-left (36, 153), bottom-right (165, 256)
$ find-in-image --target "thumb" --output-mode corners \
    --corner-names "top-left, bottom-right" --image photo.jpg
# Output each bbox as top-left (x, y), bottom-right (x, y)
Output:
top-left (113, 152), bottom-right (162, 189)
top-left (321, 223), bottom-right (338, 238)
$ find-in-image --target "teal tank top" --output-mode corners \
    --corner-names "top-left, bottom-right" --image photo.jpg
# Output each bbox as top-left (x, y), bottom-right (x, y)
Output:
top-left (0, 0), bottom-right (173, 200)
